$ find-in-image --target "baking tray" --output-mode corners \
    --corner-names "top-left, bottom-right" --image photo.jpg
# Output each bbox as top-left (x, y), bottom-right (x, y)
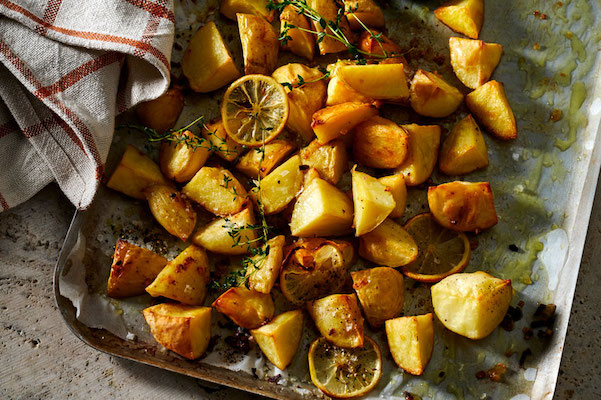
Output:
top-left (54, 0), bottom-right (601, 399)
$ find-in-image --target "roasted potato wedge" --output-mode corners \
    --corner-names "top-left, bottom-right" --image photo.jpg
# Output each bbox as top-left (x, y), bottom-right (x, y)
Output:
top-left (300, 138), bottom-right (348, 185)
top-left (212, 286), bottom-right (275, 329)
top-left (251, 310), bottom-right (304, 370)
top-left (439, 114), bottom-right (489, 176)
top-left (431, 271), bottom-right (512, 339)
top-left (394, 124), bottom-right (441, 186)
top-left (434, 0), bottom-right (484, 39)
top-left (290, 177), bottom-right (354, 237)
top-left (145, 245), bottom-right (210, 305)
top-left (353, 116), bottom-right (408, 169)
top-left (307, 0), bottom-right (352, 54)
top-left (344, 0), bottom-right (385, 30)
top-left (378, 174), bottom-right (407, 218)
top-left (145, 185), bottom-right (197, 241)
top-left (136, 87), bottom-right (184, 133)
top-left (238, 13), bottom-right (279, 75)
top-left (191, 208), bottom-right (258, 255)
top-left (235, 139), bottom-right (296, 178)
top-left (220, 0), bottom-right (274, 21)
top-left (143, 303), bottom-right (212, 360)
top-left (385, 314), bottom-right (434, 375)
top-left (182, 21), bottom-right (241, 93)
top-left (160, 131), bottom-right (211, 183)
top-left (183, 166), bottom-right (248, 216)
top-left (427, 181), bottom-right (498, 232)
top-left (106, 145), bottom-right (170, 200)
top-left (280, 5), bottom-right (315, 60)
top-left (351, 267), bottom-right (404, 328)
top-left (326, 61), bottom-right (372, 106)
top-left (202, 119), bottom-right (244, 162)
top-left (338, 64), bottom-right (409, 103)
top-left (466, 80), bottom-right (517, 140)
top-left (272, 64), bottom-right (327, 142)
top-left (106, 240), bottom-right (167, 298)
top-left (251, 155), bottom-right (304, 215)
top-left (312, 102), bottom-right (378, 144)
top-left (359, 218), bottom-right (418, 267)
top-left (410, 69), bottom-right (464, 118)
top-left (245, 235), bottom-right (285, 294)
top-left (449, 37), bottom-right (503, 89)
top-left (352, 168), bottom-right (395, 236)
top-left (307, 294), bottom-right (364, 348)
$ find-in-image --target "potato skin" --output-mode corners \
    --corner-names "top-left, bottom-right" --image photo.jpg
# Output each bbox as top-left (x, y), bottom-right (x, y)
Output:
top-left (379, 174), bottom-right (407, 218)
top-left (183, 167), bottom-right (248, 216)
top-left (238, 13), bottom-right (279, 75)
top-left (353, 116), bottom-right (408, 169)
top-left (344, 0), bottom-right (385, 30)
top-left (280, 5), bottom-right (315, 60)
top-left (394, 124), bottom-right (441, 186)
top-left (434, 0), bottom-right (484, 40)
top-left (250, 155), bottom-right (304, 215)
top-left (410, 69), bottom-right (464, 118)
top-left (107, 240), bottom-right (167, 298)
top-left (220, 0), bottom-right (274, 21)
top-left (191, 207), bottom-right (258, 255)
top-left (236, 139), bottom-right (296, 178)
top-left (212, 286), bottom-right (275, 329)
top-left (251, 309), bottom-right (304, 370)
top-left (307, 294), bottom-right (364, 348)
top-left (312, 101), bottom-right (378, 144)
top-left (351, 267), bottom-right (405, 328)
top-left (145, 185), bottom-right (197, 241)
top-left (307, 0), bottom-right (352, 55)
top-left (245, 235), bottom-right (286, 294)
top-left (385, 314), bottom-right (434, 375)
top-left (160, 130), bottom-right (210, 183)
top-left (136, 88), bottom-right (184, 133)
top-left (300, 138), bottom-right (348, 185)
top-left (359, 218), bottom-right (418, 267)
top-left (201, 119), bottom-right (244, 162)
top-left (465, 80), bottom-right (517, 140)
top-left (449, 37), bottom-right (502, 89)
top-left (439, 114), bottom-right (489, 176)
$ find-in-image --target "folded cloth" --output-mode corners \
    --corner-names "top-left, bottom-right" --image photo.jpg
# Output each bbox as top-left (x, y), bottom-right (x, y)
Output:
top-left (0, 0), bottom-right (175, 212)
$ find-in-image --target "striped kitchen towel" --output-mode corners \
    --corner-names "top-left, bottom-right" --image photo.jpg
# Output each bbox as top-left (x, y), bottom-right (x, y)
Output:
top-left (0, 0), bottom-right (175, 212)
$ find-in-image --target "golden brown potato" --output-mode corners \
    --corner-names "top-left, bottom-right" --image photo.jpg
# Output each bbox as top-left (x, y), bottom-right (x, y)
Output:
top-left (220, 0), bottom-right (274, 21)
top-left (343, 0), bottom-right (385, 30)
top-left (245, 235), bottom-right (285, 294)
top-left (202, 119), bottom-right (245, 162)
top-left (272, 64), bottom-right (327, 142)
top-left (191, 207), bottom-right (258, 255)
top-left (143, 303), bottom-right (212, 360)
top-left (182, 21), bottom-right (241, 93)
top-left (449, 37), bottom-right (503, 89)
top-left (238, 14), bottom-right (279, 75)
top-left (160, 130), bottom-right (211, 183)
top-left (378, 174), bottom-right (407, 218)
top-left (427, 181), bottom-right (498, 232)
top-left (145, 245), bottom-right (210, 305)
top-left (280, 5), bottom-right (315, 60)
top-left (358, 30), bottom-right (409, 66)
top-left (300, 138), bottom-right (348, 185)
top-left (307, 294), bottom-right (364, 348)
top-left (431, 271), bottom-right (512, 339)
top-left (326, 61), bottom-right (372, 106)
top-left (307, 0), bottom-right (352, 54)
top-left (439, 114), bottom-right (489, 176)
top-left (359, 218), bottom-right (418, 267)
top-left (183, 167), bottom-right (248, 216)
top-left (145, 185), bottom-right (197, 242)
top-left (410, 69), bottom-right (464, 118)
top-left (251, 155), bottom-right (304, 215)
top-left (352, 168), bottom-right (395, 236)
top-left (394, 124), bottom-right (441, 186)
top-left (212, 286), bottom-right (275, 329)
top-left (385, 314), bottom-right (434, 375)
top-left (106, 240), bottom-right (167, 298)
top-left (353, 116), bottom-right (408, 169)
top-left (106, 145), bottom-right (171, 200)
top-left (338, 64), bottom-right (409, 103)
top-left (235, 139), bottom-right (296, 178)
top-left (465, 80), bottom-right (517, 140)
top-left (351, 267), bottom-right (404, 328)
top-left (136, 88), bottom-right (184, 133)
top-left (434, 0), bottom-right (484, 39)
top-left (280, 239), bottom-right (354, 305)
top-left (290, 177), bottom-right (354, 237)
top-left (251, 310), bottom-right (304, 370)
top-left (312, 102), bottom-right (378, 144)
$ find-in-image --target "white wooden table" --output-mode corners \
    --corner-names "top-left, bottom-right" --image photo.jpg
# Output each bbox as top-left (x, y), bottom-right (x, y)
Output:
top-left (1, 182), bottom-right (600, 399)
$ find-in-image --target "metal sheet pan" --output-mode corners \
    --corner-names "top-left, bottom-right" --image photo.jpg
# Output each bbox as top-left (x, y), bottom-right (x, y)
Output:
top-left (54, 1), bottom-right (601, 399)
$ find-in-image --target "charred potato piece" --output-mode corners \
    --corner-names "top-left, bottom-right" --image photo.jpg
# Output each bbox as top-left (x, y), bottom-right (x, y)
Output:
top-left (352, 168), bottom-right (395, 236)
top-left (136, 88), bottom-right (184, 133)
top-left (236, 139), bottom-right (296, 178)
top-left (182, 22), bottom-right (241, 93)
top-left (312, 102), bottom-right (378, 144)
top-left (145, 185), bottom-right (197, 241)
top-left (245, 235), bottom-right (286, 294)
top-left (300, 138), bottom-right (348, 185)
top-left (343, 0), bottom-right (385, 30)
top-left (238, 14), bottom-right (279, 75)
top-left (351, 267), bottom-right (404, 328)
top-left (410, 69), bottom-right (464, 118)
top-left (106, 240), bottom-right (167, 298)
top-left (385, 314), bottom-right (434, 375)
top-left (106, 145), bottom-right (170, 200)
top-left (143, 304), bottom-right (212, 360)
top-left (359, 218), bottom-right (418, 267)
top-left (191, 208), bottom-right (258, 255)
top-left (251, 155), bottom-right (304, 215)
top-left (220, 0), bottom-right (274, 21)
top-left (378, 173), bottom-right (407, 218)
top-left (427, 181), bottom-right (498, 232)
top-left (160, 130), bottom-right (211, 183)
top-left (307, 0), bottom-right (352, 55)
top-left (353, 116), bottom-right (408, 169)
top-left (465, 80), bottom-right (517, 140)
top-left (183, 167), bottom-right (247, 216)
top-left (449, 37), bottom-right (503, 89)
top-left (394, 124), bottom-right (441, 186)
top-left (251, 310), bottom-right (304, 370)
top-left (145, 245), bottom-right (210, 305)
top-left (280, 5), bottom-right (316, 60)
top-left (338, 64), bottom-right (409, 103)
top-left (201, 119), bottom-right (244, 162)
top-left (307, 294), bottom-right (364, 348)
top-left (434, 0), bottom-right (484, 39)
top-left (439, 114), bottom-right (489, 176)
top-left (212, 286), bottom-right (275, 329)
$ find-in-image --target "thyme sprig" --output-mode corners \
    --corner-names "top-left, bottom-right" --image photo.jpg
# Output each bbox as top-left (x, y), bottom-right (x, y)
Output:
top-left (280, 69), bottom-right (331, 91)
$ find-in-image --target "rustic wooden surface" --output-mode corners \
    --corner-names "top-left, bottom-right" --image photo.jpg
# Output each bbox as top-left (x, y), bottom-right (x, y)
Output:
top-left (1, 182), bottom-right (600, 399)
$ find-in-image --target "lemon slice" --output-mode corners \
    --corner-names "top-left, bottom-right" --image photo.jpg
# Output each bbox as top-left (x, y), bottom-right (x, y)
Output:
top-left (221, 74), bottom-right (289, 147)
top-left (308, 336), bottom-right (382, 399)
top-left (402, 213), bottom-right (470, 283)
